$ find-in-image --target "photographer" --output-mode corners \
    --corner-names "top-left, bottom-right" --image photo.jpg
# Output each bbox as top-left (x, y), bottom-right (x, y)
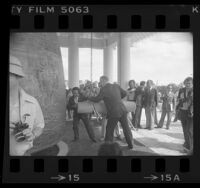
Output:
top-left (9, 56), bottom-right (45, 156)
top-left (176, 77), bottom-right (193, 154)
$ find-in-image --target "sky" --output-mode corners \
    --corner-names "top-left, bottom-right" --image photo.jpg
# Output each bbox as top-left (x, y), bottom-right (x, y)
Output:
top-left (130, 32), bottom-right (193, 85)
top-left (61, 32), bottom-right (193, 86)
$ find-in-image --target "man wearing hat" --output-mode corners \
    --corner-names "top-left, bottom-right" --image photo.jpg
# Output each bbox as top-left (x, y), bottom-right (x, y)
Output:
top-left (9, 55), bottom-right (45, 156)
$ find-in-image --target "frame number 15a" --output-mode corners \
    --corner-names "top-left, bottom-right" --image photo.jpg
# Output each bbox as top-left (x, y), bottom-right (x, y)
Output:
top-left (161, 174), bottom-right (181, 182)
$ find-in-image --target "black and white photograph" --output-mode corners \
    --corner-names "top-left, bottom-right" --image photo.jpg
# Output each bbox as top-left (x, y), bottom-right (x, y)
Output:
top-left (9, 32), bottom-right (193, 156)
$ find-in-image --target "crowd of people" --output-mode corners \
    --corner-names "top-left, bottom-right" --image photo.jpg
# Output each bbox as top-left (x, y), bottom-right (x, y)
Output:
top-left (9, 55), bottom-right (193, 156)
top-left (66, 80), bottom-right (101, 120)
top-left (66, 76), bottom-right (193, 155)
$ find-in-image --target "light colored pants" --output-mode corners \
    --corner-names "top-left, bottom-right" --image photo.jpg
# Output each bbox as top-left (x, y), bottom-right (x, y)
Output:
top-left (158, 110), bottom-right (173, 128)
top-left (145, 107), bottom-right (156, 129)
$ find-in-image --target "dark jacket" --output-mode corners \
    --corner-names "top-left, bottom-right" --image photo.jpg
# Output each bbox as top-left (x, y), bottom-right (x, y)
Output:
top-left (134, 86), bottom-right (145, 107)
top-left (68, 94), bottom-right (87, 117)
top-left (89, 83), bottom-right (127, 118)
top-left (176, 87), bottom-right (193, 111)
top-left (143, 87), bottom-right (158, 108)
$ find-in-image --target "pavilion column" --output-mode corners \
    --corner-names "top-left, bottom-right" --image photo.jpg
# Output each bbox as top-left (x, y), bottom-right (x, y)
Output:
top-left (117, 33), bottom-right (131, 89)
top-left (103, 45), bottom-right (114, 82)
top-left (68, 33), bottom-right (79, 88)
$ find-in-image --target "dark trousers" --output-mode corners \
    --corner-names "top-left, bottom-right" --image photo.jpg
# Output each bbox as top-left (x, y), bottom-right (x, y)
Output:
top-left (105, 112), bottom-right (133, 148)
top-left (180, 110), bottom-right (193, 151)
top-left (188, 117), bottom-right (193, 153)
top-left (158, 110), bottom-right (173, 128)
top-left (135, 106), bottom-right (142, 128)
top-left (154, 107), bottom-right (158, 125)
top-left (73, 114), bottom-right (96, 141)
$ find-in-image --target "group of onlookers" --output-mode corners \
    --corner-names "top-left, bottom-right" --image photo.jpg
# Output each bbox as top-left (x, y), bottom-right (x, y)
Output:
top-left (9, 55), bottom-right (193, 156)
top-left (127, 80), bottom-right (157, 130)
top-left (126, 77), bottom-right (193, 154)
top-left (126, 79), bottom-right (174, 130)
top-left (66, 76), bottom-right (193, 155)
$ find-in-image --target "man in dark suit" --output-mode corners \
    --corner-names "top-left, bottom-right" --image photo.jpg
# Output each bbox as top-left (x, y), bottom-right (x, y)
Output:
top-left (176, 77), bottom-right (193, 154)
top-left (143, 80), bottom-right (158, 130)
top-left (68, 87), bottom-right (97, 142)
top-left (88, 76), bottom-right (134, 149)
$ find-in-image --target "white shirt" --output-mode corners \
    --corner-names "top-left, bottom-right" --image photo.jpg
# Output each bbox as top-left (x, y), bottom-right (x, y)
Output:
top-left (10, 89), bottom-right (45, 156)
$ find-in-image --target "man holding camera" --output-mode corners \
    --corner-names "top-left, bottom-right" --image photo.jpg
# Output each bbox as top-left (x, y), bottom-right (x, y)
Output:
top-left (9, 56), bottom-right (45, 156)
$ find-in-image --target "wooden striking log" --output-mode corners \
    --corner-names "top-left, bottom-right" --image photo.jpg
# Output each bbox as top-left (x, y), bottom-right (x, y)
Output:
top-left (78, 100), bottom-right (136, 114)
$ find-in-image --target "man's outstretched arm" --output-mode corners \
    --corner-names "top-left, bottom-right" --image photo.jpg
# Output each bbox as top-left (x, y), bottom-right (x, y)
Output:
top-left (89, 89), bottom-right (104, 102)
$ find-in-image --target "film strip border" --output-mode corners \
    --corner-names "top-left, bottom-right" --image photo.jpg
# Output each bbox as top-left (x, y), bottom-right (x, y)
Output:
top-left (11, 14), bottom-right (191, 30)
top-left (10, 158), bottom-right (190, 173)
top-left (10, 5), bottom-right (200, 31)
top-left (5, 157), bottom-right (192, 183)
top-left (5, 4), bottom-right (200, 183)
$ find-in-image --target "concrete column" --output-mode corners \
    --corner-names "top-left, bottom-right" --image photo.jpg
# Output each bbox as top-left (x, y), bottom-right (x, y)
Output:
top-left (117, 33), bottom-right (131, 89)
top-left (68, 33), bottom-right (79, 88)
top-left (103, 45), bottom-right (114, 82)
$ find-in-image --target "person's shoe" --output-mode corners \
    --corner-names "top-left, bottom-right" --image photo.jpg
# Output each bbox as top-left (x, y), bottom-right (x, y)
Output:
top-left (155, 126), bottom-right (161, 128)
top-left (128, 145), bottom-right (134, 149)
top-left (128, 140), bottom-right (134, 149)
top-left (187, 150), bottom-right (193, 155)
top-left (183, 147), bottom-right (190, 153)
top-left (166, 127), bottom-right (170, 130)
top-left (91, 138), bottom-right (98, 143)
top-left (100, 137), bottom-right (105, 141)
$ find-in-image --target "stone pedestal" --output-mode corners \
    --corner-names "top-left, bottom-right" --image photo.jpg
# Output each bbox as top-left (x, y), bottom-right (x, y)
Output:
top-left (10, 33), bottom-right (66, 152)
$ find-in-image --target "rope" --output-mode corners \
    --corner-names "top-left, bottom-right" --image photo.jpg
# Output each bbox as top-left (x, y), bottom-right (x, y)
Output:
top-left (90, 33), bottom-right (93, 81)
top-left (92, 103), bottom-right (102, 122)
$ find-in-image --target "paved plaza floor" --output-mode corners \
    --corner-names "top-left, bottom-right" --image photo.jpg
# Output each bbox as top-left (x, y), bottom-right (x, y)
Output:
top-left (28, 108), bottom-right (187, 156)
top-left (131, 109), bottom-right (186, 156)
top-left (132, 123), bottom-right (186, 156)
top-left (59, 109), bottom-right (186, 156)
top-left (62, 109), bottom-right (187, 156)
